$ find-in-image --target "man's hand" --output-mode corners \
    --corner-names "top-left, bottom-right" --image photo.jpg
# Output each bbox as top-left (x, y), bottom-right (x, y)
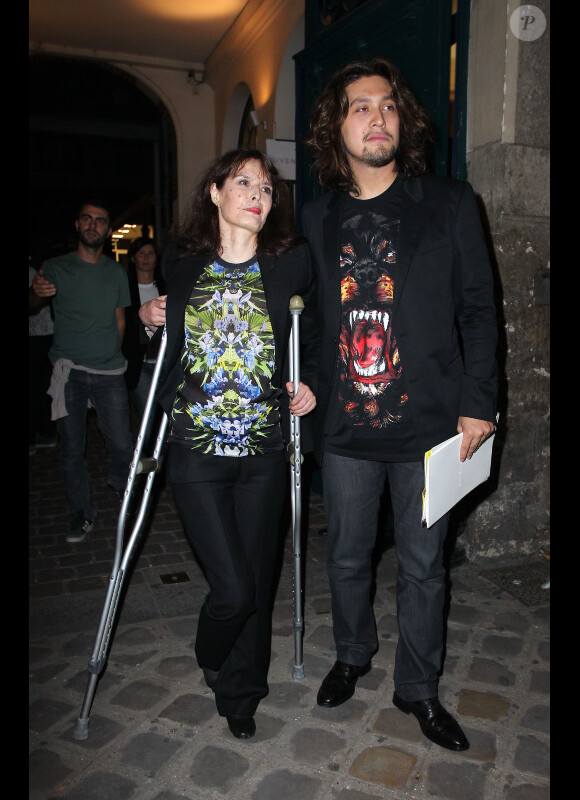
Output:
top-left (457, 416), bottom-right (495, 461)
top-left (139, 294), bottom-right (167, 329)
top-left (32, 269), bottom-right (56, 298)
top-left (287, 381), bottom-right (316, 417)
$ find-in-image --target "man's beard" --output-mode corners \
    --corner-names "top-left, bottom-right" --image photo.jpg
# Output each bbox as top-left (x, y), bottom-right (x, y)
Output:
top-left (345, 140), bottom-right (398, 169)
top-left (79, 230), bottom-right (108, 250)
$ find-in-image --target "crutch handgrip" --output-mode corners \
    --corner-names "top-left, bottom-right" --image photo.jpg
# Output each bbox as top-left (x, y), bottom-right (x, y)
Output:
top-left (136, 457), bottom-right (159, 475)
top-left (289, 295), bottom-right (305, 313)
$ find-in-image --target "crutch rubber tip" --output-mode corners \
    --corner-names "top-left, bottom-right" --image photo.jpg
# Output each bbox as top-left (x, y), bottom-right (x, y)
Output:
top-left (72, 718), bottom-right (89, 740)
top-left (292, 664), bottom-right (305, 682)
top-left (289, 295), bottom-right (304, 311)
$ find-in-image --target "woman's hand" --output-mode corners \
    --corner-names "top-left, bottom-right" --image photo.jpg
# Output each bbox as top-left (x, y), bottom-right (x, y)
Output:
top-left (287, 381), bottom-right (316, 416)
top-left (139, 294), bottom-right (167, 330)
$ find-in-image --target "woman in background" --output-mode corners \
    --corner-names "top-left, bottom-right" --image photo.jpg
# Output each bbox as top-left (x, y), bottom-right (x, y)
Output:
top-left (123, 236), bottom-right (167, 418)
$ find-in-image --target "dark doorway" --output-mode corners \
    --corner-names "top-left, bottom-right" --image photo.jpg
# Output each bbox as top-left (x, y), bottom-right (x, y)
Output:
top-left (29, 55), bottom-right (177, 265)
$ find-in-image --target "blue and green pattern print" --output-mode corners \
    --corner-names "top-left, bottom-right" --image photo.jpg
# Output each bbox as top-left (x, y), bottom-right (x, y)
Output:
top-left (174, 259), bottom-right (278, 456)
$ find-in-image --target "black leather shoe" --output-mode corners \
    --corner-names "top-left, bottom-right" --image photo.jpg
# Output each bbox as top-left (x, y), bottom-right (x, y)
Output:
top-left (392, 693), bottom-right (469, 751)
top-left (226, 716), bottom-right (256, 739)
top-left (317, 660), bottom-right (372, 707)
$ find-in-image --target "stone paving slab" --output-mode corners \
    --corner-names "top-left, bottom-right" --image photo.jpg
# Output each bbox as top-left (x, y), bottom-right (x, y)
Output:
top-left (29, 414), bottom-right (549, 799)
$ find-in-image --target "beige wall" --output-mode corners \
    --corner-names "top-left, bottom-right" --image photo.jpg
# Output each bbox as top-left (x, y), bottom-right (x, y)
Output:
top-left (206, 0), bottom-right (305, 153)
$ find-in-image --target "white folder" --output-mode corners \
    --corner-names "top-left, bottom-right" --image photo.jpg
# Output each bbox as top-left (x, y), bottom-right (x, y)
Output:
top-left (422, 420), bottom-right (497, 528)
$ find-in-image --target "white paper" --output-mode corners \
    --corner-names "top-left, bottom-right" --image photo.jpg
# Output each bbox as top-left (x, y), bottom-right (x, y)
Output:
top-left (422, 425), bottom-right (496, 528)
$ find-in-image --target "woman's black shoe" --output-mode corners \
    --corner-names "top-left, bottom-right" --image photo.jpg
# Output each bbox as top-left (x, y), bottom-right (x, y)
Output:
top-left (226, 716), bottom-right (256, 739)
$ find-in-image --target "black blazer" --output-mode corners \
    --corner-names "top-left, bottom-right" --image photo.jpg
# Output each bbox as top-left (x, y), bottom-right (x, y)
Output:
top-left (123, 268), bottom-right (167, 390)
top-left (302, 174), bottom-right (498, 464)
top-left (153, 241), bottom-right (319, 449)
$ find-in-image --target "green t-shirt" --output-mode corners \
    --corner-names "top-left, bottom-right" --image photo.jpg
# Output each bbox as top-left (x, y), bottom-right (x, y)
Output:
top-left (42, 252), bottom-right (131, 370)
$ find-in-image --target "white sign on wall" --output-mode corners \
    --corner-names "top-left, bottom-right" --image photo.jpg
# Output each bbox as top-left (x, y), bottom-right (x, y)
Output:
top-left (266, 139), bottom-right (296, 181)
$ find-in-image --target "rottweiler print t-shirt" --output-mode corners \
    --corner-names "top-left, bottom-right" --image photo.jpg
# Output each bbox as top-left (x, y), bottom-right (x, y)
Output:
top-left (324, 178), bottom-right (421, 461)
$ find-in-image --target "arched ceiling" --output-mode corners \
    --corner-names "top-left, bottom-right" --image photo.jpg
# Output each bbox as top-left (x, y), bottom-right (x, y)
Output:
top-left (29, 0), bottom-right (250, 68)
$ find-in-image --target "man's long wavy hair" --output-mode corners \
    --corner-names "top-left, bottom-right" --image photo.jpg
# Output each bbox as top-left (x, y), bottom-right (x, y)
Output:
top-left (172, 149), bottom-right (300, 256)
top-left (306, 58), bottom-right (436, 195)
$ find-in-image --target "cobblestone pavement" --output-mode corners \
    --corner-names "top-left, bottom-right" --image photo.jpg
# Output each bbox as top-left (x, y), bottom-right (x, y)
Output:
top-left (30, 411), bottom-right (549, 800)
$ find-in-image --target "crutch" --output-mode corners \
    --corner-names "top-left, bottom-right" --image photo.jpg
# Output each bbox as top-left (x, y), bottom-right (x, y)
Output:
top-left (288, 295), bottom-right (305, 681)
top-left (73, 327), bottom-right (169, 740)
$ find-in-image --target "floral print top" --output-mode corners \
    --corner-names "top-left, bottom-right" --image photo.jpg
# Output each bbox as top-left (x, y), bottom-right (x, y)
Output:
top-left (169, 255), bottom-right (283, 456)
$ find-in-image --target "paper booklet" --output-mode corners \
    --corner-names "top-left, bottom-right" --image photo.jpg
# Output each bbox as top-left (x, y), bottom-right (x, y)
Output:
top-left (422, 417), bottom-right (498, 528)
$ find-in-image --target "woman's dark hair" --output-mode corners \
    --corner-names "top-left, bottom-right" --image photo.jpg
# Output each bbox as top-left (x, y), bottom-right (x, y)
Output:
top-left (306, 58), bottom-right (436, 194)
top-left (128, 236), bottom-right (160, 265)
top-left (172, 149), bottom-right (300, 256)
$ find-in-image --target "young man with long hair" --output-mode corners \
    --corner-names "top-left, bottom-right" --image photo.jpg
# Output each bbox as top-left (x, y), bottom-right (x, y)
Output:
top-left (302, 59), bottom-right (498, 752)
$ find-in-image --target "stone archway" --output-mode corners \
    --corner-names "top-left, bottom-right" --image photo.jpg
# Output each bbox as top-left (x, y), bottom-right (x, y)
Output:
top-left (29, 54), bottom-right (177, 261)
top-left (221, 82), bottom-right (252, 154)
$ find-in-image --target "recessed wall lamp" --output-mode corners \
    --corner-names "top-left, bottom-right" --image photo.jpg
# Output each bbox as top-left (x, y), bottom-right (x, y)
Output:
top-left (250, 110), bottom-right (268, 131)
top-left (186, 69), bottom-right (205, 86)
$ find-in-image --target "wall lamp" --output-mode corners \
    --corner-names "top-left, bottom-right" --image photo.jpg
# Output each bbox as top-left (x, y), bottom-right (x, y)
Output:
top-left (250, 110), bottom-right (268, 131)
top-left (186, 69), bottom-right (205, 86)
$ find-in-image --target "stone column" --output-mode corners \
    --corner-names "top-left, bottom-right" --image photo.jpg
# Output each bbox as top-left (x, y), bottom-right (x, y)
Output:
top-left (464, 0), bottom-right (550, 558)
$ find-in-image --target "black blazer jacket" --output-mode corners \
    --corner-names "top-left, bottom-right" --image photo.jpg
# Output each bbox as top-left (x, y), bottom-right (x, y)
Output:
top-left (153, 241), bottom-right (319, 450)
top-left (123, 268), bottom-right (167, 390)
top-left (301, 174), bottom-right (498, 464)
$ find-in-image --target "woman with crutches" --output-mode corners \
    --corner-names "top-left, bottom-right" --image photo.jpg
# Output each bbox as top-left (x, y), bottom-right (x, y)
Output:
top-left (139, 149), bottom-right (318, 739)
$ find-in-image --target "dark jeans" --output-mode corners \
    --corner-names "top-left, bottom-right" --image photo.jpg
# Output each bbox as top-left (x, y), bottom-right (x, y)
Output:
top-left (169, 444), bottom-right (287, 719)
top-left (57, 369), bottom-right (134, 520)
top-left (322, 452), bottom-right (449, 702)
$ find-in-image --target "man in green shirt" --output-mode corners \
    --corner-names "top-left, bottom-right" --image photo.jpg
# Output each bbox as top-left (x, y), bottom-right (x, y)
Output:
top-left (32, 200), bottom-right (134, 543)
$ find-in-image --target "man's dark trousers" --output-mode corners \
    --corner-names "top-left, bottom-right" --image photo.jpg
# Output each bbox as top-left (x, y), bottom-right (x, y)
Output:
top-left (322, 452), bottom-right (449, 702)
